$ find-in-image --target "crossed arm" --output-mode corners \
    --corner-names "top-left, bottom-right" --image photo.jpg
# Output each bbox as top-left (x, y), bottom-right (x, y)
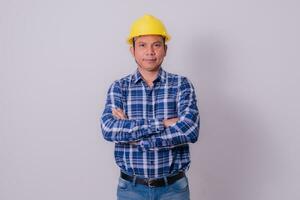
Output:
top-left (112, 108), bottom-right (178, 128)
top-left (100, 78), bottom-right (199, 150)
top-left (110, 108), bottom-right (180, 148)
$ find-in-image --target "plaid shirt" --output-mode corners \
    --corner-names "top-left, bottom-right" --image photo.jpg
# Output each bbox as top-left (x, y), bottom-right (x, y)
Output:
top-left (100, 68), bottom-right (200, 178)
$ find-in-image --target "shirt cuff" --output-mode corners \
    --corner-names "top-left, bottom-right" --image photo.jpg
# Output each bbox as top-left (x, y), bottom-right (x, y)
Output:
top-left (138, 137), bottom-right (166, 151)
top-left (138, 139), bottom-right (151, 151)
top-left (148, 119), bottom-right (164, 133)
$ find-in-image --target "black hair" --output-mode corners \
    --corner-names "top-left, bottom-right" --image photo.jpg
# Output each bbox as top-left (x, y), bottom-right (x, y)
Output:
top-left (132, 37), bottom-right (166, 49)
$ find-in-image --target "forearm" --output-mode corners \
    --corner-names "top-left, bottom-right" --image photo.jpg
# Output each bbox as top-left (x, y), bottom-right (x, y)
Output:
top-left (100, 81), bottom-right (164, 142)
top-left (101, 110), bottom-right (164, 142)
top-left (139, 112), bottom-right (200, 150)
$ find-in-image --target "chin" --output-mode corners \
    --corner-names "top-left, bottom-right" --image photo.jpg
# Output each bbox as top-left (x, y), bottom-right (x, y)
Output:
top-left (139, 65), bottom-right (160, 72)
top-left (146, 66), bottom-right (160, 72)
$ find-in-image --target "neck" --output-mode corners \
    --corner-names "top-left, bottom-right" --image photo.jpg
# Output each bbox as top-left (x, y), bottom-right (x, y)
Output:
top-left (138, 67), bottom-right (160, 87)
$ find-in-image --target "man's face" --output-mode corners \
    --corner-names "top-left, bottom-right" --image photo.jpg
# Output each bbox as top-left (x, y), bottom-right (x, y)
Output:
top-left (130, 35), bottom-right (167, 72)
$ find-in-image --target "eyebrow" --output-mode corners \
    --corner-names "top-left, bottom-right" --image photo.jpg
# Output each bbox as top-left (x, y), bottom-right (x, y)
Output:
top-left (136, 40), bottom-right (163, 44)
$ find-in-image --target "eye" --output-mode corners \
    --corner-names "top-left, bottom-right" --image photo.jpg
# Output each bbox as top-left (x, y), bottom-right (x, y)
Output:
top-left (154, 43), bottom-right (162, 47)
top-left (138, 43), bottom-right (145, 47)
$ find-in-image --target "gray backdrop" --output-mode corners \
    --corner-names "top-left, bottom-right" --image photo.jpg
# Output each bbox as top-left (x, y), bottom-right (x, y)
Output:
top-left (1, 0), bottom-right (299, 199)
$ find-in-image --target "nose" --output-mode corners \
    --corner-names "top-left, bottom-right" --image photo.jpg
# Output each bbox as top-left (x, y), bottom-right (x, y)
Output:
top-left (145, 46), bottom-right (155, 56)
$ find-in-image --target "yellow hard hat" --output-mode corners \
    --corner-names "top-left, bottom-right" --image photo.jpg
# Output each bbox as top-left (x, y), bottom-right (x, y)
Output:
top-left (127, 14), bottom-right (171, 45)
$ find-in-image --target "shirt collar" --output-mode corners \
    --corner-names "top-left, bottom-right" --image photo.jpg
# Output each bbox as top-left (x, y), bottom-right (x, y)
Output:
top-left (131, 67), bottom-right (166, 84)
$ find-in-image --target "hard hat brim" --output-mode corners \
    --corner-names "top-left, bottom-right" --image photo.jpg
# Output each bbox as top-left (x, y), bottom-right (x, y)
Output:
top-left (127, 34), bottom-right (171, 45)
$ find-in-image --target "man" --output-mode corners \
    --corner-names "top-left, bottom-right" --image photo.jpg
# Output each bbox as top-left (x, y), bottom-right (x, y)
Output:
top-left (100, 14), bottom-right (200, 200)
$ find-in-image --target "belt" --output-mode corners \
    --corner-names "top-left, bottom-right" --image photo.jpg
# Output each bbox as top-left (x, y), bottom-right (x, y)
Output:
top-left (120, 171), bottom-right (185, 187)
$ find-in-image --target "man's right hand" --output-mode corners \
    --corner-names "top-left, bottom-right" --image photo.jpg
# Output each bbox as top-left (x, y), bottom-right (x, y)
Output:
top-left (112, 108), bottom-right (127, 119)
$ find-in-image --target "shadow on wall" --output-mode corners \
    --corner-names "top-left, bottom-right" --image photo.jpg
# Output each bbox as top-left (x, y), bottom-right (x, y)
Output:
top-left (187, 35), bottom-right (270, 200)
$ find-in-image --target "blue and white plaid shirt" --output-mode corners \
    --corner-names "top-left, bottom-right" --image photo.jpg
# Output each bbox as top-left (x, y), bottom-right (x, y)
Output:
top-left (100, 68), bottom-right (200, 178)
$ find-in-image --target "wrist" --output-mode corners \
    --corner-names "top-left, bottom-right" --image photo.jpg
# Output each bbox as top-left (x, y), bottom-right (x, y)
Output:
top-left (149, 119), bottom-right (164, 132)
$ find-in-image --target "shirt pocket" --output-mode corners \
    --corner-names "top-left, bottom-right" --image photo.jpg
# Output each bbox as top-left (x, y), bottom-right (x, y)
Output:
top-left (155, 91), bottom-right (178, 119)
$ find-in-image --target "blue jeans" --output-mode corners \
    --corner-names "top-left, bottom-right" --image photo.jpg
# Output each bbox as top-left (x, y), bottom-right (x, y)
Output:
top-left (117, 175), bottom-right (190, 200)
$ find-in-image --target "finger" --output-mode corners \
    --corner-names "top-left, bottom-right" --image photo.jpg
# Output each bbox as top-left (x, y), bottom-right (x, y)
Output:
top-left (112, 108), bottom-right (127, 119)
top-left (112, 108), bottom-right (118, 116)
top-left (115, 109), bottom-right (124, 115)
top-left (112, 109), bottom-right (122, 119)
top-left (116, 109), bottom-right (127, 119)
top-left (119, 112), bottom-right (127, 119)
top-left (115, 110), bottom-right (126, 119)
top-left (112, 108), bottom-right (118, 115)
top-left (169, 118), bottom-right (179, 123)
top-left (115, 113), bottom-right (124, 119)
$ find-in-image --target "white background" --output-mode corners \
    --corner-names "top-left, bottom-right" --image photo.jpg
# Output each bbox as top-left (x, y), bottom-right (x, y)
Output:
top-left (1, 0), bottom-right (299, 199)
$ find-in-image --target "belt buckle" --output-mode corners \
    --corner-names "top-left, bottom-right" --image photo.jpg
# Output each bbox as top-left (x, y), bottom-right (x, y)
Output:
top-left (147, 178), bottom-right (156, 187)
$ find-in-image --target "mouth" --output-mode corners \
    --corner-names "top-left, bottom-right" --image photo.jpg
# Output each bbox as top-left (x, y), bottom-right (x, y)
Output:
top-left (143, 58), bottom-right (157, 62)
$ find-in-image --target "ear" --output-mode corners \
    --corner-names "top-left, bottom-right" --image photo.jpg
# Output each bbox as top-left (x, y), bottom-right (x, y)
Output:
top-left (164, 45), bottom-right (168, 56)
top-left (130, 46), bottom-right (135, 57)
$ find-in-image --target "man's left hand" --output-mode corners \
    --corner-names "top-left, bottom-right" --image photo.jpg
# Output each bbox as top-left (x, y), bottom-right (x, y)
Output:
top-left (163, 118), bottom-right (179, 127)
